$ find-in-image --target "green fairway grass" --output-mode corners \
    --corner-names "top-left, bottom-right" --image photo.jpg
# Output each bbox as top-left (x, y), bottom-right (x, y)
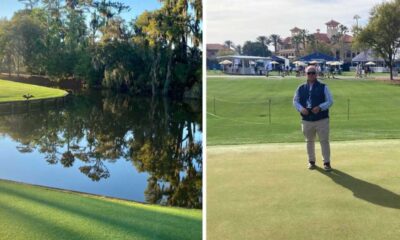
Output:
top-left (340, 71), bottom-right (393, 78)
top-left (207, 76), bottom-right (400, 145)
top-left (0, 180), bottom-right (201, 240)
top-left (207, 70), bottom-right (224, 75)
top-left (0, 79), bottom-right (67, 103)
top-left (207, 140), bottom-right (400, 240)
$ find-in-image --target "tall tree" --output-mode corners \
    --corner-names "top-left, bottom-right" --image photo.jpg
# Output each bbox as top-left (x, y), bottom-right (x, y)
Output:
top-left (224, 40), bottom-right (233, 49)
top-left (299, 29), bottom-right (308, 50)
top-left (18, 0), bottom-right (39, 10)
top-left (242, 41), bottom-right (270, 57)
top-left (235, 44), bottom-right (242, 55)
top-left (269, 34), bottom-right (280, 55)
top-left (306, 34), bottom-right (317, 52)
top-left (354, 0), bottom-right (400, 80)
top-left (0, 19), bottom-right (14, 75)
top-left (337, 24), bottom-right (349, 61)
top-left (353, 14), bottom-right (361, 28)
top-left (256, 35), bottom-right (270, 56)
top-left (7, 10), bottom-right (46, 75)
top-left (292, 35), bottom-right (302, 57)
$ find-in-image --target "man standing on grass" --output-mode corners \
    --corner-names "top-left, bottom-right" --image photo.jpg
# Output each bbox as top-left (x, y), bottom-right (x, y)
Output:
top-left (293, 65), bottom-right (333, 171)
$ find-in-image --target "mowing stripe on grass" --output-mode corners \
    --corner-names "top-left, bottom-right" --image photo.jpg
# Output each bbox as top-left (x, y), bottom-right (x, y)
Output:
top-left (207, 140), bottom-right (400, 240)
top-left (207, 76), bottom-right (400, 145)
top-left (0, 179), bottom-right (201, 240)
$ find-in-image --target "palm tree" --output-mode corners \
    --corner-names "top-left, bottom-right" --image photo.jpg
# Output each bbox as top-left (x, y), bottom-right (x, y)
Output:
top-left (235, 44), bottom-right (242, 55)
top-left (337, 24), bottom-right (349, 61)
top-left (224, 40), bottom-right (233, 49)
top-left (306, 34), bottom-right (317, 52)
top-left (353, 15), bottom-right (361, 28)
top-left (292, 35), bottom-right (302, 57)
top-left (257, 36), bottom-right (270, 45)
top-left (18, 0), bottom-right (39, 10)
top-left (256, 35), bottom-right (270, 56)
top-left (269, 34), bottom-right (280, 55)
top-left (299, 29), bottom-right (308, 50)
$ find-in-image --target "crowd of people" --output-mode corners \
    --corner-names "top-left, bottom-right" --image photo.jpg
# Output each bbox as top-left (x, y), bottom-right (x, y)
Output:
top-left (266, 63), bottom-right (342, 79)
top-left (355, 64), bottom-right (372, 78)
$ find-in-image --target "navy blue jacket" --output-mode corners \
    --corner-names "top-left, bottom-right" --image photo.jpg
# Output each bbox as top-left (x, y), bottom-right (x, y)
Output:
top-left (298, 81), bottom-right (329, 121)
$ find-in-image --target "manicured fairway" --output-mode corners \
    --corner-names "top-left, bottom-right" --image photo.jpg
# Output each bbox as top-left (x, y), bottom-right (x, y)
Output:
top-left (0, 180), bottom-right (202, 240)
top-left (207, 76), bottom-right (400, 145)
top-left (0, 79), bottom-right (67, 102)
top-left (207, 140), bottom-right (400, 240)
top-left (340, 71), bottom-right (393, 78)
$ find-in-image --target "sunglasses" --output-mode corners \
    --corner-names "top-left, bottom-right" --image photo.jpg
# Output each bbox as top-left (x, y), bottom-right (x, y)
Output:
top-left (307, 72), bottom-right (316, 75)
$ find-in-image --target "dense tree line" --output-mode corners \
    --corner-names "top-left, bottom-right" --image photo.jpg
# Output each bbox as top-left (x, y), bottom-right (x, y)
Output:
top-left (0, 0), bottom-right (202, 98)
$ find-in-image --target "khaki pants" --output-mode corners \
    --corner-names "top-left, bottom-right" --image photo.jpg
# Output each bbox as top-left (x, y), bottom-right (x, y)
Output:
top-left (301, 118), bottom-right (330, 163)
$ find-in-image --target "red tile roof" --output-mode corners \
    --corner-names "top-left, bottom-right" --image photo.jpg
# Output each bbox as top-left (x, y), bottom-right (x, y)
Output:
top-left (313, 32), bottom-right (330, 43)
top-left (290, 27), bottom-right (302, 32)
top-left (206, 44), bottom-right (227, 50)
top-left (325, 20), bottom-right (340, 27)
top-left (282, 37), bottom-right (291, 44)
top-left (343, 34), bottom-right (353, 43)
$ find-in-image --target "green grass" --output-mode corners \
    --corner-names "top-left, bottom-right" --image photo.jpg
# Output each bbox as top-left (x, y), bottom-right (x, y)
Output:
top-left (207, 70), bottom-right (224, 75)
top-left (0, 179), bottom-right (201, 240)
top-left (207, 140), bottom-right (400, 240)
top-left (207, 76), bottom-right (400, 145)
top-left (340, 71), bottom-right (392, 77)
top-left (0, 79), bottom-right (67, 102)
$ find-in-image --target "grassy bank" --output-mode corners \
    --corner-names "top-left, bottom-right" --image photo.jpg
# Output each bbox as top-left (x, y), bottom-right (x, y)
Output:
top-left (0, 179), bottom-right (201, 240)
top-left (0, 79), bottom-right (67, 103)
top-left (207, 76), bottom-right (400, 145)
top-left (207, 140), bottom-right (400, 240)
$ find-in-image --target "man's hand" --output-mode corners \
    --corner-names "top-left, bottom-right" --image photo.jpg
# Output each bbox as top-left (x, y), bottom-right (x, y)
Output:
top-left (312, 106), bottom-right (321, 114)
top-left (301, 108), bottom-right (309, 115)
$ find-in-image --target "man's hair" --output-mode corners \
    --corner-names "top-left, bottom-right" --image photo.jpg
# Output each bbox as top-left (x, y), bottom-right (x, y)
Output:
top-left (305, 65), bottom-right (317, 73)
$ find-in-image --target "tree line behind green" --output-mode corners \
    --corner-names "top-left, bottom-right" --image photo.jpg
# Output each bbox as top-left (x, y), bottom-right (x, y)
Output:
top-left (0, 0), bottom-right (202, 98)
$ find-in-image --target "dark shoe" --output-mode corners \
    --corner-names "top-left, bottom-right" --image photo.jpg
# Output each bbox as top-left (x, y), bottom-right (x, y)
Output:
top-left (308, 161), bottom-right (316, 170)
top-left (323, 162), bottom-right (332, 172)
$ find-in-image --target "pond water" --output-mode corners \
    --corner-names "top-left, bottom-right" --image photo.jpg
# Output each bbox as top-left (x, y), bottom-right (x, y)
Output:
top-left (0, 90), bottom-right (202, 208)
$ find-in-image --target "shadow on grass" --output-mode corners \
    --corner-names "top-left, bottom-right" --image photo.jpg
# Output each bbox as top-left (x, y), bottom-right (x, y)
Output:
top-left (0, 183), bottom-right (201, 240)
top-left (316, 167), bottom-right (400, 209)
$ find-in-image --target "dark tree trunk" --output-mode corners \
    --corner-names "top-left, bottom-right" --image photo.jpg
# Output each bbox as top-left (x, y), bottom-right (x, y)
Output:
top-left (163, 53), bottom-right (172, 96)
top-left (388, 52), bottom-right (393, 80)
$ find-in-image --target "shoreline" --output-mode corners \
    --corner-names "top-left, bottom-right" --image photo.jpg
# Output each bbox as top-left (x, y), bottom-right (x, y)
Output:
top-left (0, 178), bottom-right (202, 211)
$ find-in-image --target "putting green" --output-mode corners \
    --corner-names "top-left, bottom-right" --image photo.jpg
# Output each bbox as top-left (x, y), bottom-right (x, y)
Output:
top-left (0, 79), bottom-right (67, 103)
top-left (207, 140), bottom-right (400, 240)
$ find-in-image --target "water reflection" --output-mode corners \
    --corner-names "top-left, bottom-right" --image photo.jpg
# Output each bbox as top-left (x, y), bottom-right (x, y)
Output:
top-left (0, 91), bottom-right (202, 208)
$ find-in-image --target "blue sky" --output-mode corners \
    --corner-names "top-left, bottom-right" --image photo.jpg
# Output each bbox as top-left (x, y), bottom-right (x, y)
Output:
top-left (0, 0), bottom-right (161, 20)
top-left (207, 0), bottom-right (390, 45)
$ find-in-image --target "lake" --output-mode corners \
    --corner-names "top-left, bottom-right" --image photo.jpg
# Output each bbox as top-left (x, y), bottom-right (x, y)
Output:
top-left (0, 90), bottom-right (202, 208)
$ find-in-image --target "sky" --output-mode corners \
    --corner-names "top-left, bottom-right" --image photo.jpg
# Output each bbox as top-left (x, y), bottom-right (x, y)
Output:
top-left (206, 0), bottom-right (390, 46)
top-left (0, 0), bottom-right (161, 21)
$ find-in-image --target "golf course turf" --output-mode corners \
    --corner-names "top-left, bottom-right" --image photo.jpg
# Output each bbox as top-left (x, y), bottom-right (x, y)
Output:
top-left (207, 74), bottom-right (400, 239)
top-left (0, 79), bottom-right (67, 103)
top-left (207, 76), bottom-right (400, 145)
top-left (0, 179), bottom-right (202, 240)
top-left (207, 140), bottom-right (400, 240)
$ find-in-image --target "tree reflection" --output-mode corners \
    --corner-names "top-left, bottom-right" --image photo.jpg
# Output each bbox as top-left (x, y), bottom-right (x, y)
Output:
top-left (0, 91), bottom-right (202, 208)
